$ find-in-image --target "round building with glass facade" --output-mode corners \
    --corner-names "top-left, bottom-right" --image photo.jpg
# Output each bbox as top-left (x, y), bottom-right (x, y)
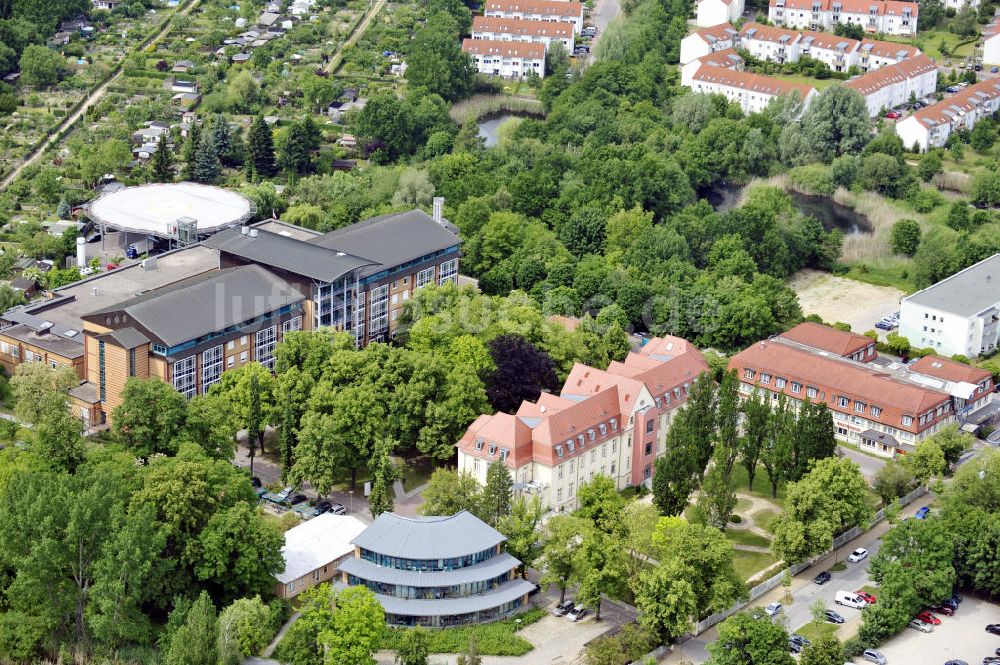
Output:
top-left (339, 510), bottom-right (535, 627)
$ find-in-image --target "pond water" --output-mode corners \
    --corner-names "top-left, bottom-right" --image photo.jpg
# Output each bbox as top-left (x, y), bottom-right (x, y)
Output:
top-left (702, 183), bottom-right (873, 236)
top-left (476, 114), bottom-right (517, 147)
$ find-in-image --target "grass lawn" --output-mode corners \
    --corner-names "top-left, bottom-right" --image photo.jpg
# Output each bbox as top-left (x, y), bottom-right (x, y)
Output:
top-left (881, 30), bottom-right (976, 61)
top-left (732, 550), bottom-right (779, 581)
top-left (773, 74), bottom-right (839, 90)
top-left (795, 620), bottom-right (839, 643)
top-left (860, 584), bottom-right (879, 595)
top-left (731, 464), bottom-right (787, 505)
top-left (381, 608), bottom-right (545, 656)
top-left (734, 498), bottom-right (753, 513)
top-left (752, 508), bottom-right (780, 534)
top-left (725, 529), bottom-right (771, 548)
top-left (829, 561), bottom-right (847, 572)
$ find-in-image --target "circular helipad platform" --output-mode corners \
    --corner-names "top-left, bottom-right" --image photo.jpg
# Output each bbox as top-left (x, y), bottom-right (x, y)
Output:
top-left (88, 182), bottom-right (255, 237)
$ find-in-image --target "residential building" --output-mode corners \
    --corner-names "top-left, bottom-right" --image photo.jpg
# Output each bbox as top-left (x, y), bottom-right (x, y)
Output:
top-left (985, 16), bottom-right (1000, 65)
top-left (275, 514), bottom-right (367, 599)
top-left (858, 39), bottom-right (920, 72)
top-left (769, 0), bottom-right (917, 37)
top-left (898, 253), bottom-right (1000, 358)
top-left (680, 23), bottom-right (740, 65)
top-left (471, 16), bottom-right (575, 52)
top-left (0, 203), bottom-right (461, 425)
top-left (680, 48), bottom-right (744, 88)
top-left (844, 53), bottom-right (937, 116)
top-left (687, 65), bottom-right (817, 113)
top-left (729, 335), bottom-right (958, 457)
top-left (779, 321), bottom-right (878, 361)
top-left (739, 22), bottom-right (803, 64)
top-left (696, 0), bottom-right (745, 27)
top-left (462, 39), bottom-right (546, 79)
top-left (457, 336), bottom-right (709, 512)
top-left (895, 79), bottom-right (1000, 152)
top-left (798, 30), bottom-right (860, 71)
top-left (909, 356), bottom-right (993, 413)
top-left (340, 511), bottom-right (535, 627)
top-left (483, 0), bottom-right (585, 34)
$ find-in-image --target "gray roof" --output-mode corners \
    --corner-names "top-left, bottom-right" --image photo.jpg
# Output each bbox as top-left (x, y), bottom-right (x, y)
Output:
top-left (98, 327), bottom-right (150, 349)
top-left (351, 511), bottom-right (506, 561)
top-left (69, 381), bottom-right (98, 403)
top-left (371, 578), bottom-right (535, 617)
top-left (204, 227), bottom-right (376, 283)
top-left (340, 552), bottom-right (521, 587)
top-left (1, 322), bottom-right (84, 358)
top-left (904, 253), bottom-right (1000, 317)
top-left (86, 265), bottom-right (306, 347)
top-left (309, 209), bottom-right (461, 279)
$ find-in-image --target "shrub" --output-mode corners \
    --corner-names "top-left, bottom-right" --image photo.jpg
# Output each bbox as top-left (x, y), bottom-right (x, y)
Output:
top-left (789, 164), bottom-right (836, 195)
top-left (729, 514), bottom-right (742, 524)
top-left (909, 188), bottom-right (943, 212)
top-left (381, 609), bottom-right (545, 657)
top-left (890, 219), bottom-right (921, 255)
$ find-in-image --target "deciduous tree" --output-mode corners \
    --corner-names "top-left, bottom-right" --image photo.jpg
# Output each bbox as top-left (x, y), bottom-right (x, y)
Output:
top-left (707, 609), bottom-right (794, 665)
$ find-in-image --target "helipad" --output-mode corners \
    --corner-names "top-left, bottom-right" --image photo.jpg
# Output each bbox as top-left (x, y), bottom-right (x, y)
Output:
top-left (87, 182), bottom-right (255, 237)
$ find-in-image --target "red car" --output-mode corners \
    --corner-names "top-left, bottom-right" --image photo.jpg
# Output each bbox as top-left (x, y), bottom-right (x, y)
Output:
top-left (886, 111), bottom-right (901, 119)
top-left (106, 263), bottom-right (119, 270)
top-left (856, 591), bottom-right (877, 604)
top-left (916, 611), bottom-right (941, 625)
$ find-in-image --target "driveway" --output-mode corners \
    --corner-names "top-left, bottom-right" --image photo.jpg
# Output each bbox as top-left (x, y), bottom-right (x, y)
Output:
top-left (587, 0), bottom-right (621, 63)
top-left (838, 445), bottom-right (887, 481)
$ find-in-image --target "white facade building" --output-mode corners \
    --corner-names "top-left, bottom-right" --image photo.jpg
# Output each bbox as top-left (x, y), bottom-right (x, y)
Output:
top-left (739, 22), bottom-right (802, 64)
top-left (896, 79), bottom-right (1000, 152)
top-left (844, 53), bottom-right (937, 116)
top-left (483, 0), bottom-right (584, 34)
top-left (985, 16), bottom-right (1000, 65)
top-left (680, 23), bottom-right (739, 65)
top-left (471, 15), bottom-right (575, 52)
top-left (462, 39), bottom-right (546, 79)
top-left (899, 254), bottom-right (1000, 358)
top-left (681, 48), bottom-right (744, 87)
top-left (798, 30), bottom-right (860, 71)
top-left (696, 0), bottom-right (745, 27)
top-left (858, 39), bottom-right (921, 72)
top-left (769, 0), bottom-right (917, 37)
top-left (688, 65), bottom-right (817, 113)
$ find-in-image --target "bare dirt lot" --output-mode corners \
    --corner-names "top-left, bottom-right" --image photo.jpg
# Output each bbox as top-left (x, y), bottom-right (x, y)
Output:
top-left (852, 597), bottom-right (1000, 665)
top-left (790, 269), bottom-right (904, 336)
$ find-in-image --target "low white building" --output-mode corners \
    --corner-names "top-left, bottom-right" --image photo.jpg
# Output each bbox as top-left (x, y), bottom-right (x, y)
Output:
top-left (899, 254), bottom-right (1000, 358)
top-left (462, 38), bottom-right (546, 79)
top-left (739, 22), bottom-right (802, 65)
top-left (680, 23), bottom-right (740, 65)
top-left (896, 79), bottom-right (1000, 152)
top-left (471, 15), bottom-right (575, 52)
top-left (681, 47), bottom-right (744, 87)
top-left (483, 0), bottom-right (584, 34)
top-left (844, 53), bottom-right (937, 116)
top-left (696, 0), bottom-right (744, 27)
top-left (798, 30), bottom-right (859, 72)
top-left (769, 0), bottom-right (917, 37)
top-left (858, 39), bottom-right (921, 72)
top-left (985, 16), bottom-right (1000, 65)
top-left (273, 514), bottom-right (367, 600)
top-left (688, 65), bottom-right (817, 113)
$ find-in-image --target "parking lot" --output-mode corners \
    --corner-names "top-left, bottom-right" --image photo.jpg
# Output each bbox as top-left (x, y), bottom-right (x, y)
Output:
top-left (853, 597), bottom-right (1000, 665)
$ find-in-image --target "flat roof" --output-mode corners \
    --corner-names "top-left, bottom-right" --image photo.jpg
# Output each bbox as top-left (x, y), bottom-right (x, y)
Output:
top-left (277, 514), bottom-right (368, 584)
top-left (87, 182), bottom-right (255, 236)
top-left (904, 253), bottom-right (1000, 317)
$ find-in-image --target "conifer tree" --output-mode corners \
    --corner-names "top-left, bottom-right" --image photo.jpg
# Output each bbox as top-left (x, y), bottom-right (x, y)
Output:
top-left (191, 133), bottom-right (221, 184)
top-left (151, 135), bottom-right (174, 182)
top-left (247, 115), bottom-right (276, 178)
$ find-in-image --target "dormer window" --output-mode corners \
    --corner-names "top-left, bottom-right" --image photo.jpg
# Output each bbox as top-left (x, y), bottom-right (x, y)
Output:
top-left (499, 448), bottom-right (509, 462)
top-left (556, 445), bottom-right (564, 457)
top-left (655, 397), bottom-right (662, 408)
top-left (488, 444), bottom-right (497, 455)
top-left (599, 423), bottom-right (607, 436)
top-left (568, 440), bottom-right (575, 452)
top-left (902, 415), bottom-right (913, 426)
top-left (673, 387), bottom-right (681, 398)
top-left (610, 418), bottom-right (618, 431)
top-left (588, 429), bottom-right (596, 441)
top-left (760, 373), bottom-right (771, 384)
top-left (578, 434), bottom-right (585, 447)
top-left (474, 438), bottom-right (484, 451)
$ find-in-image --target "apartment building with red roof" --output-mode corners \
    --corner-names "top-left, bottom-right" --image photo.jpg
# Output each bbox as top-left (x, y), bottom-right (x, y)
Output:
top-left (696, 0), bottom-right (745, 27)
top-left (457, 336), bottom-right (709, 512)
top-left (779, 322), bottom-right (877, 361)
top-left (462, 38), bottom-right (546, 79)
top-left (798, 30), bottom-right (859, 72)
top-left (482, 0), bottom-right (584, 33)
top-left (680, 47), bottom-right (744, 87)
top-left (769, 0), bottom-right (917, 36)
top-left (471, 16), bottom-right (575, 52)
top-left (680, 23), bottom-right (740, 64)
top-left (858, 38), bottom-right (920, 71)
top-left (739, 22), bottom-right (803, 64)
top-left (909, 356), bottom-right (993, 412)
top-left (844, 53), bottom-right (937, 116)
top-left (895, 79), bottom-right (1000, 152)
top-left (985, 15), bottom-right (1000, 66)
top-left (688, 65), bottom-right (817, 113)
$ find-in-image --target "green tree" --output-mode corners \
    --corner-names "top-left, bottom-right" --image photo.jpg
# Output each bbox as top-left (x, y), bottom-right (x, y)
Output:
top-left (395, 627), bottom-right (430, 665)
top-left (478, 460), bottom-right (513, 527)
top-left (320, 586), bottom-right (385, 665)
top-left (212, 363), bottom-right (276, 477)
top-left (217, 596), bottom-right (273, 665)
top-left (420, 468), bottom-right (481, 516)
top-left (164, 592), bottom-right (217, 665)
top-left (576, 474), bottom-right (626, 532)
top-left (248, 115), bottom-right (277, 178)
top-left (18, 44), bottom-right (65, 87)
top-left (194, 502), bottom-right (284, 604)
top-left (575, 529), bottom-right (629, 621)
top-left (367, 438), bottom-right (398, 518)
top-left (918, 151), bottom-right (942, 182)
top-left (273, 584), bottom-right (334, 665)
top-left (946, 201), bottom-right (971, 231)
top-left (405, 20), bottom-right (476, 101)
top-left (801, 86), bottom-right (871, 162)
top-left (890, 218), bottom-right (921, 255)
top-left (707, 610), bottom-right (795, 665)
top-left (873, 459), bottom-right (917, 505)
top-left (9, 362), bottom-right (77, 424)
top-left (497, 495), bottom-right (542, 575)
top-left (739, 390), bottom-right (769, 491)
top-left (971, 170), bottom-right (1000, 208)
top-left (111, 377), bottom-right (189, 457)
top-left (456, 638), bottom-right (483, 665)
top-left (192, 132), bottom-right (222, 184)
top-left (279, 115), bottom-right (322, 175)
top-left (698, 465), bottom-right (737, 530)
top-left (761, 394), bottom-right (794, 499)
top-left (902, 438), bottom-right (947, 485)
top-left (799, 633), bottom-right (843, 665)
top-left (633, 560), bottom-right (698, 641)
top-left (210, 114), bottom-right (234, 166)
top-left (152, 134), bottom-right (174, 182)
top-left (539, 514), bottom-right (591, 603)
top-left (714, 370), bottom-right (741, 477)
top-left (32, 391), bottom-right (85, 473)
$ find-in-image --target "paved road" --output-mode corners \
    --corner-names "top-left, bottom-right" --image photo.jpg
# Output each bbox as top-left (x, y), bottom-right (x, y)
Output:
top-left (0, 0), bottom-right (201, 191)
top-left (838, 444), bottom-right (887, 482)
top-left (587, 0), bottom-right (621, 63)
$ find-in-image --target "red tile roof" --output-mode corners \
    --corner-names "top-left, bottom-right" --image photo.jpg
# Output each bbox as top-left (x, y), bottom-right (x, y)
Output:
top-left (908, 79), bottom-right (1000, 128)
top-left (779, 322), bottom-right (875, 358)
top-left (472, 15), bottom-right (575, 38)
top-left (484, 0), bottom-right (584, 17)
top-left (739, 21), bottom-right (801, 45)
top-left (909, 355), bottom-right (993, 386)
top-left (799, 29), bottom-right (860, 52)
top-left (695, 23), bottom-right (740, 42)
top-left (844, 53), bottom-right (936, 95)
top-left (462, 38), bottom-right (545, 59)
top-left (859, 38), bottom-right (920, 60)
top-left (691, 47), bottom-right (745, 69)
top-left (772, 0), bottom-right (830, 11)
top-left (692, 65), bottom-right (816, 98)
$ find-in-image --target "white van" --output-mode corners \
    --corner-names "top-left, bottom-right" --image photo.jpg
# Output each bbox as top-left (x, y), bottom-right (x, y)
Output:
top-left (835, 591), bottom-right (866, 609)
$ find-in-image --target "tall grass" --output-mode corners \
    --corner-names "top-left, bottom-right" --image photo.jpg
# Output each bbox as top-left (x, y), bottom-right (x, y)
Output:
top-left (832, 188), bottom-right (895, 265)
top-left (449, 94), bottom-right (545, 124)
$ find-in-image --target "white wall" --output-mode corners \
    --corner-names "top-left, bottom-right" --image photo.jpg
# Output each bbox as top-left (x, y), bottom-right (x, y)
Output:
top-left (471, 30), bottom-right (573, 52)
top-left (899, 300), bottom-right (977, 357)
top-left (680, 33), bottom-right (713, 65)
top-left (986, 34), bottom-right (1000, 65)
top-left (470, 53), bottom-right (546, 79)
top-left (895, 115), bottom-right (929, 152)
top-left (697, 0), bottom-right (731, 27)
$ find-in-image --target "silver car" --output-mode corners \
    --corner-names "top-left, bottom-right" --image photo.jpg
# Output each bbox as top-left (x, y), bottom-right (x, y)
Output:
top-left (863, 648), bottom-right (887, 664)
top-left (908, 618), bottom-right (932, 633)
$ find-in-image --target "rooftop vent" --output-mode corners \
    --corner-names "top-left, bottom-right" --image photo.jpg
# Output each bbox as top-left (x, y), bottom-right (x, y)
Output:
top-left (249, 228), bottom-right (258, 238)
top-left (240, 226), bottom-right (250, 236)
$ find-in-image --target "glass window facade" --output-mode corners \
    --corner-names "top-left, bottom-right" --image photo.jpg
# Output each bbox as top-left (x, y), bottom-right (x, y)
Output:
top-left (255, 325), bottom-right (277, 370)
top-left (172, 356), bottom-right (197, 398)
top-left (201, 345), bottom-right (223, 394)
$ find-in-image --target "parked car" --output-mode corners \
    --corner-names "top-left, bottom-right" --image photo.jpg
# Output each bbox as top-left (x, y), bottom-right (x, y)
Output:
top-left (986, 624), bottom-right (1000, 636)
top-left (314, 501), bottom-right (333, 514)
top-left (942, 598), bottom-right (960, 610)
top-left (951, 593), bottom-right (964, 604)
top-left (836, 591), bottom-right (867, 609)
top-left (289, 494), bottom-right (308, 506)
top-left (87, 233), bottom-right (102, 243)
top-left (790, 634), bottom-right (810, 648)
top-left (931, 604), bottom-right (954, 616)
top-left (909, 619), bottom-right (933, 633)
top-left (886, 111), bottom-right (901, 119)
top-left (943, 660), bottom-right (968, 665)
top-left (848, 548), bottom-right (868, 563)
top-left (765, 602), bottom-right (783, 617)
top-left (915, 506), bottom-right (931, 519)
top-left (916, 611), bottom-right (941, 625)
top-left (946, 86), bottom-right (960, 93)
top-left (856, 591), bottom-right (877, 604)
top-left (529, 583), bottom-right (541, 596)
top-left (863, 648), bottom-right (887, 664)
top-left (824, 609), bottom-right (845, 624)
top-left (327, 503), bottom-right (347, 515)
top-left (552, 600), bottom-right (574, 616)
top-left (814, 571), bottom-right (832, 585)
top-left (992, 66), bottom-right (999, 73)
top-left (788, 639), bottom-right (802, 654)
top-left (567, 605), bottom-right (588, 622)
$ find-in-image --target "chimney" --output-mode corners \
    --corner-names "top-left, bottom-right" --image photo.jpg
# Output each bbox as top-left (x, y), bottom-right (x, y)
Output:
top-left (76, 236), bottom-right (86, 269)
top-left (249, 228), bottom-right (258, 239)
top-left (432, 197), bottom-right (444, 224)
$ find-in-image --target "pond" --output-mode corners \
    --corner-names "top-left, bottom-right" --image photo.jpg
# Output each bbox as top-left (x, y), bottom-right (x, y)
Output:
top-left (476, 114), bottom-right (517, 147)
top-left (702, 183), bottom-right (873, 236)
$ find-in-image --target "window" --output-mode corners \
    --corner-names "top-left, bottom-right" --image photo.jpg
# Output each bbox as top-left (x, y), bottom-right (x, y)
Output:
top-left (645, 420), bottom-right (654, 434)
top-left (760, 373), bottom-right (771, 384)
top-left (644, 441), bottom-right (653, 456)
top-left (588, 429), bottom-right (596, 442)
top-left (602, 444), bottom-right (606, 458)
top-left (776, 377), bottom-right (787, 389)
top-left (807, 386), bottom-right (817, 398)
top-left (902, 415), bottom-right (913, 426)
top-left (855, 401), bottom-right (865, 413)
top-left (475, 438), bottom-right (484, 451)
top-left (368, 285), bottom-right (389, 335)
top-left (557, 489), bottom-right (563, 502)
top-left (282, 316), bottom-right (302, 335)
top-left (558, 465), bottom-right (564, 479)
top-left (556, 445), bottom-right (564, 457)
top-left (129, 347), bottom-right (136, 377)
top-left (488, 444), bottom-right (497, 455)
top-left (673, 387), bottom-right (681, 399)
top-left (227, 356), bottom-right (235, 368)
top-left (240, 335), bottom-right (248, 346)
top-left (172, 356), bottom-right (197, 398)
top-left (610, 418), bottom-right (618, 431)
top-left (744, 368), bottom-right (755, 379)
top-left (473, 458), bottom-right (480, 473)
top-left (838, 396), bottom-right (849, 408)
top-left (98, 341), bottom-right (106, 402)
top-left (568, 439), bottom-right (575, 452)
top-left (578, 434), bottom-right (585, 447)
top-left (255, 325), bottom-right (277, 370)
top-left (499, 448), bottom-right (509, 462)
top-left (655, 397), bottom-right (662, 408)
top-left (791, 382), bottom-right (801, 393)
top-left (415, 267), bottom-right (435, 289)
top-left (227, 340), bottom-right (235, 351)
top-left (201, 345), bottom-right (223, 393)
top-left (610, 462), bottom-right (615, 475)
top-left (599, 423), bottom-right (607, 436)
top-left (568, 482), bottom-right (574, 497)
top-left (438, 259), bottom-right (458, 285)
top-left (871, 406), bottom-right (882, 417)
top-left (240, 350), bottom-right (248, 363)
top-left (643, 464), bottom-right (651, 480)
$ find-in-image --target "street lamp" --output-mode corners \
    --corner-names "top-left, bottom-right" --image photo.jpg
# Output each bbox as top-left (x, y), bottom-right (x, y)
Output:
top-left (348, 489), bottom-right (354, 513)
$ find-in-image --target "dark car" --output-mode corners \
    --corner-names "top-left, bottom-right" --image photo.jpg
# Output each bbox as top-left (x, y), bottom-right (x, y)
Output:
top-left (943, 660), bottom-right (968, 665)
top-left (87, 233), bottom-right (102, 243)
top-left (529, 583), bottom-right (541, 596)
top-left (814, 571), bottom-right (832, 585)
top-left (250, 476), bottom-right (262, 488)
top-left (942, 598), bottom-right (960, 610)
top-left (788, 639), bottom-right (802, 654)
top-left (314, 501), bottom-right (333, 514)
top-left (930, 604), bottom-right (954, 616)
top-left (790, 634), bottom-right (811, 648)
top-left (289, 494), bottom-right (308, 506)
top-left (915, 506), bottom-right (931, 519)
top-left (825, 609), bottom-right (845, 624)
top-left (987, 624), bottom-right (1000, 636)
top-left (552, 600), bottom-right (574, 616)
